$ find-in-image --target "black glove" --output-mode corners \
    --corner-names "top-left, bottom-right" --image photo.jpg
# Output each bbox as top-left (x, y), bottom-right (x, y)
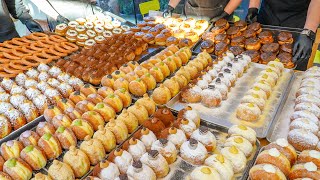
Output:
top-left (246, 8), bottom-right (258, 23)
top-left (293, 34), bottom-right (313, 63)
top-left (24, 19), bottom-right (43, 33)
top-left (210, 11), bottom-right (230, 23)
top-left (163, 5), bottom-right (174, 17)
top-left (56, 15), bottom-right (69, 24)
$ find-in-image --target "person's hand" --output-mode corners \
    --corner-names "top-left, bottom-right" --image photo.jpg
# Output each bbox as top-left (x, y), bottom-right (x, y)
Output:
top-left (163, 5), bottom-right (174, 17)
top-left (246, 8), bottom-right (258, 23)
top-left (210, 11), bottom-right (230, 23)
top-left (24, 19), bottom-right (44, 33)
top-left (293, 34), bottom-right (313, 63)
top-left (56, 15), bottom-right (69, 24)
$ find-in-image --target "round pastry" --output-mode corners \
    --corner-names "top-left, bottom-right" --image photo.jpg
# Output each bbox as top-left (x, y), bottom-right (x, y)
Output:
top-left (229, 46), bottom-right (244, 56)
top-left (295, 102), bottom-right (320, 118)
top-left (44, 105), bottom-right (63, 123)
top-left (109, 148), bottom-right (133, 174)
top-left (189, 166), bottom-right (222, 180)
top-left (236, 103), bottom-right (261, 121)
top-left (278, 52), bottom-right (295, 68)
top-left (240, 94), bottom-right (266, 110)
top-left (63, 146), bottom-right (90, 178)
top-left (191, 127), bottom-right (216, 152)
top-left (173, 29), bottom-right (186, 39)
top-left (180, 138), bottom-right (208, 165)
top-left (126, 160), bottom-right (156, 180)
top-left (19, 130), bottom-right (40, 147)
top-left (215, 19), bottom-right (229, 30)
top-left (48, 160), bottom-right (75, 180)
top-left (81, 110), bottom-right (105, 131)
top-left (20, 145), bottom-right (47, 170)
top-left (31, 173), bottom-right (53, 180)
top-left (224, 136), bottom-right (253, 157)
top-left (116, 109), bottom-right (138, 134)
top-left (151, 138), bottom-right (177, 164)
top-left (297, 150), bottom-right (320, 168)
top-left (69, 91), bottom-right (86, 104)
top-left (154, 34), bottom-right (166, 46)
top-left (256, 148), bottom-right (291, 176)
top-left (93, 102), bottom-right (116, 122)
top-left (221, 146), bottom-right (247, 173)
top-left (280, 43), bottom-right (293, 54)
top-left (103, 94), bottom-right (124, 113)
top-left (71, 119), bottom-right (94, 140)
top-left (142, 33), bottom-right (155, 44)
top-left (106, 119), bottom-right (128, 144)
top-left (3, 158), bottom-right (32, 180)
top-left (214, 34), bottom-right (229, 44)
top-left (231, 36), bottom-right (245, 47)
top-left (79, 136), bottom-right (105, 165)
top-left (291, 110), bottom-right (319, 125)
top-left (179, 38), bottom-right (193, 48)
top-left (288, 162), bottom-right (320, 179)
top-left (277, 31), bottom-right (293, 45)
top-left (200, 39), bottom-right (214, 53)
top-left (261, 43), bottom-right (279, 53)
top-left (64, 107), bottom-right (82, 121)
top-left (38, 132), bottom-right (62, 159)
top-left (204, 154), bottom-right (234, 180)
top-left (245, 37), bottom-right (261, 50)
top-left (0, 140), bottom-right (24, 160)
top-left (185, 31), bottom-right (199, 43)
top-left (248, 22), bottom-right (262, 33)
top-left (127, 102), bottom-right (149, 125)
top-left (125, 137), bottom-right (146, 161)
top-left (166, 36), bottom-right (179, 46)
top-left (234, 20), bottom-right (247, 31)
top-left (98, 86), bottom-right (114, 99)
top-left (227, 26), bottom-right (241, 39)
top-left (4, 109), bottom-right (27, 131)
top-left (36, 121), bottom-right (56, 137)
top-left (228, 125), bottom-right (257, 144)
top-left (136, 94), bottom-right (156, 116)
top-left (93, 126), bottom-right (116, 152)
top-left (0, 171), bottom-right (12, 180)
top-left (215, 42), bottom-right (228, 56)
top-left (0, 115), bottom-right (12, 139)
top-left (151, 84), bottom-right (172, 105)
top-left (140, 150), bottom-right (169, 178)
top-left (290, 118), bottom-right (319, 135)
top-left (258, 31), bottom-right (274, 44)
top-left (260, 52), bottom-right (277, 64)
top-left (54, 126), bottom-right (77, 150)
top-left (249, 164), bottom-right (286, 180)
top-left (288, 129), bottom-right (319, 152)
top-left (181, 84), bottom-right (202, 103)
top-left (80, 84), bottom-right (97, 97)
top-left (175, 117), bottom-right (197, 138)
top-left (135, 127), bottom-right (157, 151)
top-left (142, 117), bottom-right (165, 137)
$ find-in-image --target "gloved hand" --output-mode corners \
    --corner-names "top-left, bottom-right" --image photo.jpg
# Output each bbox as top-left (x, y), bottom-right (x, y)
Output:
top-left (24, 19), bottom-right (43, 33)
top-left (56, 15), bottom-right (69, 24)
top-left (245, 8), bottom-right (258, 23)
top-left (293, 34), bottom-right (313, 63)
top-left (210, 11), bottom-right (230, 23)
top-left (163, 5), bottom-right (174, 17)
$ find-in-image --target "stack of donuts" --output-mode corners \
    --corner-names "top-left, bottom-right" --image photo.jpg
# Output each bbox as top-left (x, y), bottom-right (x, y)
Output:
top-left (55, 14), bottom-right (130, 47)
top-left (130, 16), bottom-right (209, 47)
top-left (287, 66), bottom-right (320, 152)
top-left (0, 64), bottom-right (84, 139)
top-left (55, 33), bottom-right (148, 85)
top-left (236, 60), bottom-right (284, 122)
top-left (0, 33), bottom-right (78, 78)
top-left (201, 19), bottom-right (295, 68)
top-left (181, 52), bottom-right (251, 107)
top-left (250, 138), bottom-right (320, 179)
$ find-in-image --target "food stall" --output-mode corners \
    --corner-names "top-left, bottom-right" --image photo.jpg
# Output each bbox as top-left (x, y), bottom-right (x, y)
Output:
top-left (0, 8), bottom-right (320, 179)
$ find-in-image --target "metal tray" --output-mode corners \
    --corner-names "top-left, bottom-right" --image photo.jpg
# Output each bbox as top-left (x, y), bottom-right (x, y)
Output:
top-left (86, 108), bottom-right (260, 180)
top-left (166, 63), bottom-right (294, 138)
top-left (266, 71), bottom-right (303, 142)
top-left (0, 115), bottom-right (45, 145)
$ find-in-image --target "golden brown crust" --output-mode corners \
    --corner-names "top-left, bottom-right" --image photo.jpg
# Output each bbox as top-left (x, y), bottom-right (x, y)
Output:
top-left (265, 143), bottom-right (297, 165)
top-left (19, 130), bottom-right (40, 147)
top-left (0, 171), bottom-right (12, 180)
top-left (288, 163), bottom-right (320, 180)
top-left (38, 133), bottom-right (62, 159)
top-left (71, 119), bottom-right (94, 140)
top-left (3, 158), bottom-right (32, 180)
top-left (142, 117), bottom-right (166, 137)
top-left (0, 140), bottom-right (24, 160)
top-left (297, 150), bottom-right (320, 168)
top-left (54, 126), bottom-right (77, 150)
top-left (256, 151), bottom-right (291, 176)
top-left (20, 145), bottom-right (47, 170)
top-left (0, 155), bottom-right (4, 171)
top-left (153, 107), bottom-right (175, 127)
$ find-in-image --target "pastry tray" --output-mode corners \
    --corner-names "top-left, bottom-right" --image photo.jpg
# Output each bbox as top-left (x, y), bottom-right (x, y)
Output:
top-left (166, 62), bottom-right (295, 138)
top-left (86, 108), bottom-right (261, 180)
top-left (266, 71), bottom-right (303, 142)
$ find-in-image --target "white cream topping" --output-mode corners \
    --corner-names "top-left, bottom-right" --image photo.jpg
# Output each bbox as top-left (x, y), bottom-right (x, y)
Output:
top-left (128, 140), bottom-right (146, 161)
top-left (114, 150), bottom-right (133, 174)
top-left (127, 163), bottom-right (156, 180)
top-left (268, 148), bottom-right (280, 157)
top-left (180, 140), bottom-right (207, 164)
top-left (140, 152), bottom-right (169, 176)
top-left (276, 138), bottom-right (289, 148)
top-left (180, 120), bottom-right (197, 136)
top-left (184, 110), bottom-right (200, 126)
top-left (191, 129), bottom-right (216, 147)
top-left (309, 150), bottom-right (320, 159)
top-left (168, 129), bottom-right (187, 148)
top-left (99, 162), bottom-right (120, 180)
top-left (151, 140), bottom-right (177, 159)
top-left (304, 162), bottom-right (317, 172)
top-left (140, 131), bottom-right (157, 150)
top-left (263, 164), bottom-right (276, 173)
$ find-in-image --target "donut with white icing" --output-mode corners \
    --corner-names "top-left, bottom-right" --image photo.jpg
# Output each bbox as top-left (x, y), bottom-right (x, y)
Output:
top-left (189, 166), bottom-right (222, 180)
top-left (224, 136), bottom-right (253, 157)
top-left (288, 162), bottom-right (320, 180)
top-left (191, 127), bottom-right (216, 152)
top-left (265, 138), bottom-right (297, 165)
top-left (221, 146), bottom-right (247, 173)
top-left (288, 129), bottom-right (319, 152)
top-left (140, 150), bottom-right (169, 178)
top-left (228, 125), bottom-right (257, 144)
top-left (180, 138), bottom-right (208, 165)
top-left (249, 164), bottom-right (286, 180)
top-left (297, 150), bottom-right (320, 168)
top-left (204, 154), bottom-right (234, 180)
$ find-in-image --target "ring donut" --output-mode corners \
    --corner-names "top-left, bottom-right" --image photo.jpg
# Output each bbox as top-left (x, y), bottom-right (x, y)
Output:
top-left (9, 60), bottom-right (32, 70)
top-left (21, 56), bottom-right (41, 66)
top-left (30, 42), bottom-right (47, 51)
top-left (48, 46), bottom-right (67, 57)
top-left (21, 46), bottom-right (39, 54)
top-left (0, 66), bottom-right (17, 78)
top-left (0, 57), bottom-right (11, 64)
top-left (21, 36), bottom-right (36, 44)
top-left (3, 63), bottom-right (25, 74)
top-left (49, 35), bottom-right (67, 43)
top-left (0, 43), bottom-right (13, 53)
top-left (28, 32), bottom-right (49, 40)
top-left (2, 51), bottom-right (21, 60)
top-left (60, 42), bottom-right (79, 52)
top-left (12, 47), bottom-right (32, 57)
top-left (3, 41), bottom-right (20, 49)
top-left (54, 44), bottom-right (72, 54)
top-left (11, 38), bottom-right (29, 46)
top-left (38, 39), bottom-right (53, 48)
top-left (41, 49), bottom-right (61, 60)
top-left (33, 53), bottom-right (53, 64)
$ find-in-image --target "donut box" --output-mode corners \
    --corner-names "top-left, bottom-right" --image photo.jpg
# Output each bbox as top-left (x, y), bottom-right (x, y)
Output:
top-left (86, 107), bottom-right (261, 180)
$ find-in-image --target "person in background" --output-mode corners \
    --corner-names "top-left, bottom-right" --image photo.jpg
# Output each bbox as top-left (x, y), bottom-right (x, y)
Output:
top-left (246, 0), bottom-right (320, 65)
top-left (163, 0), bottom-right (242, 22)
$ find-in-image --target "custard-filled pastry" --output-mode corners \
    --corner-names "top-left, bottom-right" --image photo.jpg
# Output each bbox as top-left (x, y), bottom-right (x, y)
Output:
top-left (141, 150), bottom-right (169, 178)
top-left (93, 125), bottom-right (116, 152)
top-left (265, 138), bottom-right (297, 165)
top-left (297, 150), bottom-right (320, 168)
top-left (249, 164), bottom-right (286, 180)
top-left (221, 146), bottom-right (247, 173)
top-left (54, 126), bottom-right (77, 150)
top-left (109, 148), bottom-right (133, 174)
top-left (151, 138), bottom-right (177, 164)
top-left (82, 111), bottom-right (105, 131)
top-left (288, 162), bottom-right (320, 180)
top-left (0, 155), bottom-right (4, 171)
top-left (136, 94), bottom-right (156, 116)
top-left (80, 136), bottom-right (106, 165)
top-left (31, 173), bottom-right (53, 180)
top-left (48, 160), bottom-right (75, 180)
top-left (161, 127), bottom-right (187, 149)
top-left (51, 114), bottom-right (73, 129)
top-left (75, 100), bottom-right (95, 114)
top-left (142, 117), bottom-right (166, 138)
top-left (178, 106), bottom-right (200, 127)
top-left (127, 102), bottom-right (149, 125)
top-left (175, 117), bottom-right (197, 138)
top-left (113, 77), bottom-right (129, 91)
top-left (87, 93), bottom-right (104, 105)
top-left (191, 127), bottom-right (217, 152)
top-left (64, 107), bottom-right (82, 121)
top-left (19, 130), bottom-right (40, 146)
top-left (149, 66), bottom-right (164, 82)
top-left (136, 127), bottom-right (157, 151)
top-left (151, 84), bottom-right (172, 105)
top-left (205, 154), bottom-right (234, 180)
top-left (98, 86), bottom-right (114, 98)
top-left (172, 75), bottom-right (188, 89)
top-left (127, 160), bottom-right (156, 180)
top-left (63, 146), bottom-right (90, 178)
top-left (163, 57), bottom-right (178, 73)
top-left (224, 136), bottom-right (253, 157)
top-left (69, 91), bottom-right (86, 104)
top-left (228, 125), bottom-right (257, 144)
top-left (0, 140), bottom-right (24, 160)
top-left (153, 107), bottom-right (175, 127)
top-left (114, 88), bottom-right (132, 108)
top-left (20, 145), bottom-right (47, 170)
top-left (93, 102), bottom-right (116, 122)
top-left (116, 109), bottom-right (139, 133)
top-left (44, 105), bottom-right (63, 123)
top-left (180, 138), bottom-right (208, 165)
top-left (106, 119), bottom-right (128, 144)
top-left (103, 94), bottom-right (123, 113)
top-left (129, 78), bottom-right (147, 97)
top-left (71, 119), bottom-right (94, 140)
top-left (56, 98), bottom-right (75, 112)
top-left (92, 160), bottom-right (120, 180)
top-left (38, 133), bottom-right (62, 159)
top-left (140, 73), bottom-right (157, 91)
top-left (125, 137), bottom-right (146, 161)
top-left (189, 166), bottom-right (222, 180)
top-left (80, 84), bottom-right (97, 96)
top-left (3, 158), bottom-right (32, 180)
top-left (101, 75), bottom-right (115, 88)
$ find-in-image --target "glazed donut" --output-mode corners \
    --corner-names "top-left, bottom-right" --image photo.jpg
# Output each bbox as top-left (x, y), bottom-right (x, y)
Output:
top-left (60, 42), bottom-right (79, 52)
top-left (32, 53), bottom-right (53, 64)
top-left (28, 32), bottom-right (49, 40)
top-left (11, 47), bottom-right (32, 57)
top-left (55, 23), bottom-right (68, 36)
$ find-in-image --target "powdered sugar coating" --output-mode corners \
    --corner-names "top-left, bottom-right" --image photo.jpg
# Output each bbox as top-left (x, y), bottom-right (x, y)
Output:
top-left (253, 82), bottom-right (272, 95)
top-left (19, 102), bottom-right (37, 119)
top-left (291, 110), bottom-right (319, 125)
top-left (26, 69), bottom-right (39, 79)
top-left (38, 71), bottom-right (50, 82)
top-left (5, 109), bottom-right (23, 121)
top-left (296, 94), bottom-right (320, 107)
top-left (37, 81), bottom-right (51, 93)
top-left (201, 74), bottom-right (212, 83)
top-left (241, 94), bottom-right (266, 110)
top-left (208, 69), bottom-right (218, 78)
top-left (290, 118), bottom-right (319, 134)
top-left (201, 89), bottom-right (222, 107)
top-left (167, 129), bottom-right (187, 148)
top-left (304, 162), bottom-right (317, 172)
top-left (37, 63), bottom-right (50, 72)
top-left (228, 125), bottom-right (257, 144)
top-left (58, 83), bottom-right (73, 96)
top-left (32, 95), bottom-right (48, 110)
top-left (0, 102), bottom-right (13, 114)
top-left (25, 88), bottom-right (41, 100)
top-left (0, 86), bottom-right (4, 93)
top-left (68, 77), bottom-right (84, 91)
top-left (288, 129), bottom-right (319, 151)
top-left (179, 119), bottom-right (197, 136)
top-left (300, 79), bottom-right (320, 88)
top-left (10, 85), bottom-right (25, 95)
top-left (15, 73), bottom-right (27, 86)
top-left (98, 162), bottom-right (120, 180)
top-left (24, 79), bottom-right (38, 89)
top-left (151, 140), bottom-right (177, 160)
top-left (221, 146), bottom-right (247, 173)
top-left (127, 162), bottom-right (156, 180)
top-left (1, 78), bottom-right (15, 91)
top-left (296, 87), bottom-right (320, 98)
top-left (57, 73), bottom-right (71, 82)
top-left (128, 139), bottom-right (146, 161)
top-left (114, 150), bottom-right (133, 174)
top-left (223, 56), bottom-right (232, 63)
top-left (47, 78), bottom-right (61, 88)
top-left (197, 79), bottom-right (209, 89)
top-left (191, 128), bottom-right (216, 149)
top-left (0, 93), bottom-right (10, 102)
top-left (184, 110), bottom-right (200, 127)
top-left (44, 88), bottom-right (61, 100)
top-left (204, 154), bottom-right (234, 179)
top-left (48, 66), bottom-right (62, 77)
top-left (140, 130), bottom-right (157, 150)
top-left (140, 151), bottom-right (169, 177)
top-left (211, 82), bottom-right (228, 100)
top-left (226, 52), bottom-right (235, 59)
top-left (180, 140), bottom-right (207, 164)
top-left (224, 136), bottom-right (253, 157)
top-left (10, 94), bottom-right (26, 108)
top-left (295, 103), bottom-right (320, 118)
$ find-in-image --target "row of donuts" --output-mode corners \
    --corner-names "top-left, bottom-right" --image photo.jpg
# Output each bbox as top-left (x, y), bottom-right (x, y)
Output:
top-left (181, 52), bottom-right (252, 107)
top-left (0, 64), bottom-right (85, 139)
top-left (87, 106), bottom-right (257, 180)
top-left (0, 88), bottom-right (158, 179)
top-left (287, 66), bottom-right (320, 152)
top-left (100, 45), bottom-right (193, 97)
top-left (249, 138), bottom-right (320, 180)
top-left (55, 14), bottom-right (130, 46)
top-left (236, 60), bottom-right (285, 122)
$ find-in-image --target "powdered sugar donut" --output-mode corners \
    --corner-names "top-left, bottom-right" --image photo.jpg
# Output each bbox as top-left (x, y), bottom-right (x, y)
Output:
top-left (25, 68), bottom-right (39, 79)
top-left (181, 85), bottom-right (202, 103)
top-left (236, 103), bottom-right (261, 121)
top-left (221, 146), bottom-right (247, 173)
top-left (296, 87), bottom-right (320, 98)
top-left (288, 129), bottom-right (319, 151)
top-left (205, 154), bottom-right (234, 180)
top-left (127, 138), bottom-right (146, 161)
top-left (224, 136), bottom-right (253, 157)
top-left (228, 125), bottom-right (257, 144)
top-left (191, 127), bottom-right (217, 152)
top-left (15, 73), bottom-right (27, 86)
top-left (1, 78), bottom-right (15, 91)
top-left (290, 110), bottom-right (319, 125)
top-left (201, 88), bottom-right (222, 107)
top-left (241, 94), bottom-right (266, 110)
top-left (290, 118), bottom-right (319, 134)
top-left (296, 94), bottom-right (320, 107)
top-left (37, 63), bottom-right (50, 72)
top-left (38, 71), bottom-right (50, 82)
top-left (167, 127), bottom-right (187, 149)
top-left (197, 79), bottom-right (209, 89)
top-left (295, 103), bottom-right (320, 118)
top-left (24, 78), bottom-right (38, 89)
top-left (180, 138), bottom-right (208, 165)
top-left (10, 85), bottom-right (25, 95)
